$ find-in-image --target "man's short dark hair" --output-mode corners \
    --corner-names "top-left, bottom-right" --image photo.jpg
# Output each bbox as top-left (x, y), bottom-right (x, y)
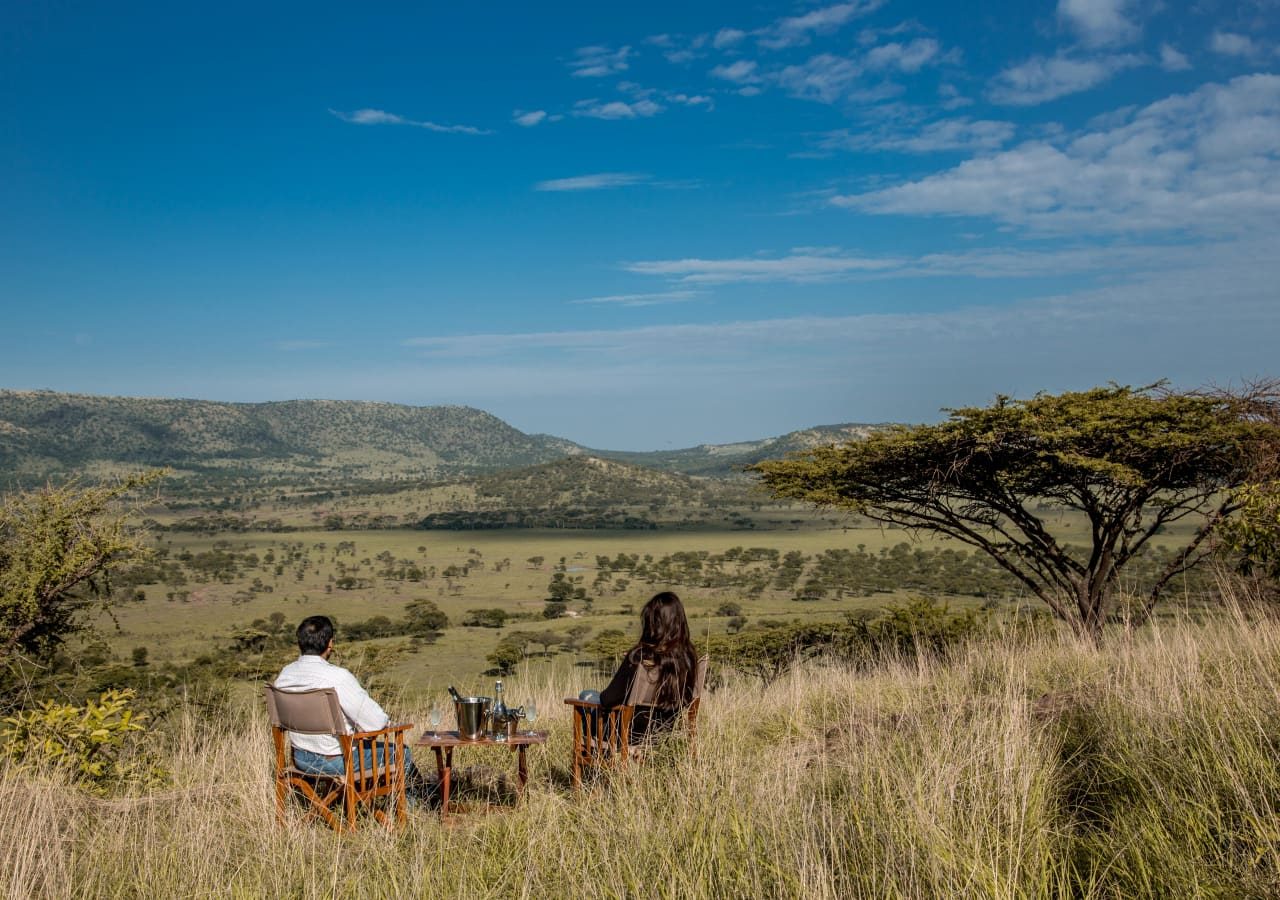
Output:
top-left (296, 615), bottom-right (334, 655)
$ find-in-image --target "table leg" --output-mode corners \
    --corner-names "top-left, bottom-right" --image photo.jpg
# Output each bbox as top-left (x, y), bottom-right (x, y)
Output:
top-left (432, 746), bottom-right (452, 819)
top-left (517, 745), bottom-right (528, 793)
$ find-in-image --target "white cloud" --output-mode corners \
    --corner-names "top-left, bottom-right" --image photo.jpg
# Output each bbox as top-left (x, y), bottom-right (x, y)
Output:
top-left (534, 172), bottom-right (649, 192)
top-left (327, 108), bottom-right (491, 135)
top-left (713, 28), bottom-right (746, 49)
top-left (1057, 0), bottom-right (1140, 47)
top-left (757, 1), bottom-right (886, 50)
top-left (512, 109), bottom-right (547, 127)
top-left (939, 83), bottom-right (973, 109)
top-left (648, 33), bottom-right (708, 64)
top-left (864, 38), bottom-right (941, 73)
top-left (625, 252), bottom-right (903, 284)
top-left (987, 53), bottom-right (1143, 105)
top-left (624, 241), bottom-right (1220, 285)
top-left (1210, 31), bottom-right (1260, 58)
top-left (569, 291), bottom-right (700, 307)
top-left (668, 93), bottom-right (713, 107)
top-left (1159, 44), bottom-right (1191, 72)
top-left (836, 75), bottom-right (1280, 235)
top-left (710, 60), bottom-right (761, 84)
top-left (572, 98), bottom-right (663, 120)
top-left (819, 117), bottom-right (1016, 154)
top-left (568, 45), bottom-right (632, 77)
top-left (776, 54), bottom-right (864, 103)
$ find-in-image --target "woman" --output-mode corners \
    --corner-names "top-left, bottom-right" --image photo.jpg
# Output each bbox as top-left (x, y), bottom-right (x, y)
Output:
top-left (599, 591), bottom-right (699, 744)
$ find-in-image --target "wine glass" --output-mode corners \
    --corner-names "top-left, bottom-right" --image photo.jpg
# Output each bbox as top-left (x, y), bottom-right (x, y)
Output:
top-left (523, 700), bottom-right (538, 736)
top-left (428, 703), bottom-right (443, 737)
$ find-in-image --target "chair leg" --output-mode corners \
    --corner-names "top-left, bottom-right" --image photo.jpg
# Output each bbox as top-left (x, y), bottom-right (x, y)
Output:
top-left (274, 777), bottom-right (288, 826)
top-left (395, 770), bottom-right (407, 827)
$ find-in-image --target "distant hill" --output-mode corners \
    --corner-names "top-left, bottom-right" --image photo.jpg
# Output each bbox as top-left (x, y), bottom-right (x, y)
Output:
top-left (418, 455), bottom-right (761, 530)
top-left (0, 390), bottom-right (580, 482)
top-left (0, 389), bottom-right (883, 486)
top-left (593, 423), bottom-right (884, 478)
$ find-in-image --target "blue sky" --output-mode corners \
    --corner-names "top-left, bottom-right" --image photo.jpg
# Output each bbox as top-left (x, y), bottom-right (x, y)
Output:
top-left (2, 1), bottom-right (1278, 449)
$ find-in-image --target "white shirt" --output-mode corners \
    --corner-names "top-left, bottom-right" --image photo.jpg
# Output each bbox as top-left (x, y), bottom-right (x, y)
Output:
top-left (274, 654), bottom-right (390, 755)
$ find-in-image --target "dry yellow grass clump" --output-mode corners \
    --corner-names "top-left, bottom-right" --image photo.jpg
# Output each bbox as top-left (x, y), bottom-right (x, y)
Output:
top-left (3, 609), bottom-right (1280, 898)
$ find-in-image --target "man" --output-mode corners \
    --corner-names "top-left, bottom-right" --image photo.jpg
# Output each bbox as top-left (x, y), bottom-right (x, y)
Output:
top-left (275, 614), bottom-right (421, 786)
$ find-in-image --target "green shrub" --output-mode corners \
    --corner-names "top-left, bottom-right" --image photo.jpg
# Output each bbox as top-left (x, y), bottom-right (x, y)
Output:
top-left (1, 688), bottom-right (165, 794)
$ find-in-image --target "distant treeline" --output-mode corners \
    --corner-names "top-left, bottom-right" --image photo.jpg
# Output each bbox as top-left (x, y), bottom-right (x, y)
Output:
top-left (417, 509), bottom-right (659, 530)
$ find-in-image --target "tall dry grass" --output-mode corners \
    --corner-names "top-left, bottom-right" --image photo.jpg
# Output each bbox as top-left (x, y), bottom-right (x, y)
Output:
top-left (4, 608), bottom-right (1280, 898)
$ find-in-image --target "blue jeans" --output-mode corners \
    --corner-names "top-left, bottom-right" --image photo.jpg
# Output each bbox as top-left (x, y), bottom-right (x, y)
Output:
top-left (293, 743), bottom-right (417, 779)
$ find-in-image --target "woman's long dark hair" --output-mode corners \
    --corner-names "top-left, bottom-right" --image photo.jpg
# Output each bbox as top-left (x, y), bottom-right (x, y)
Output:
top-left (628, 591), bottom-right (697, 707)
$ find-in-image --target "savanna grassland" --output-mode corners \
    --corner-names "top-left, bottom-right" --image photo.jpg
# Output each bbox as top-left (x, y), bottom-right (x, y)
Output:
top-left (5, 606), bottom-right (1279, 898)
top-left (93, 503), bottom-right (1210, 699)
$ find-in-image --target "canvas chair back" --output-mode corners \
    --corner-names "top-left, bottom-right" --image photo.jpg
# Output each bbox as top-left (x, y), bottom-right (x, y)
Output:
top-left (264, 685), bottom-right (350, 735)
top-left (623, 654), bottom-right (710, 708)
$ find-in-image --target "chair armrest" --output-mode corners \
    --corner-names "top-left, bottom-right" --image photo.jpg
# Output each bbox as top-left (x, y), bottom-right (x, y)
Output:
top-left (564, 698), bottom-right (601, 710)
top-left (351, 723), bottom-right (413, 740)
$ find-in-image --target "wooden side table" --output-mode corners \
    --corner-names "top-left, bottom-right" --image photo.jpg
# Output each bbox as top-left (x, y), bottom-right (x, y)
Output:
top-left (416, 730), bottom-right (547, 818)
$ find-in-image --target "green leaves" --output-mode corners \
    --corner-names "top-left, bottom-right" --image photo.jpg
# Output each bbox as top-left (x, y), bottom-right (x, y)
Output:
top-left (1219, 480), bottom-right (1280, 579)
top-left (1, 688), bottom-right (165, 795)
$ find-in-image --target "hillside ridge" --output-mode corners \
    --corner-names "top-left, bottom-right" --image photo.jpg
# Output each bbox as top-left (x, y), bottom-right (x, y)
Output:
top-left (0, 389), bottom-right (880, 483)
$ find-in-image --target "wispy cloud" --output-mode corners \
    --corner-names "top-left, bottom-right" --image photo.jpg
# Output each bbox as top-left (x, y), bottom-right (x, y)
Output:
top-left (328, 108), bottom-right (491, 135)
top-left (668, 93), bottom-right (713, 108)
top-left (512, 109), bottom-right (547, 127)
top-left (572, 98), bottom-right (664, 120)
top-left (818, 117), bottom-right (1016, 154)
top-left (568, 45), bottom-right (632, 77)
top-left (837, 75), bottom-right (1280, 235)
top-left (399, 242), bottom-right (1277, 369)
top-left (1210, 31), bottom-right (1262, 58)
top-left (757, 1), bottom-right (886, 50)
top-left (534, 172), bottom-right (649, 192)
top-left (710, 60), bottom-right (761, 84)
top-left (775, 54), bottom-right (864, 103)
top-left (625, 242), bottom-right (1213, 284)
top-left (625, 252), bottom-right (903, 284)
top-left (1159, 43), bottom-right (1191, 72)
top-left (1057, 0), bottom-right (1141, 47)
top-left (987, 52), bottom-right (1143, 105)
top-left (713, 28), bottom-right (746, 49)
top-left (863, 38), bottom-right (942, 73)
top-left (569, 290), bottom-right (700, 307)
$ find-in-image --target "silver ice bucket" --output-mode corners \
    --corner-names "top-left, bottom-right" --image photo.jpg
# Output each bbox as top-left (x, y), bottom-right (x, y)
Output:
top-left (454, 696), bottom-right (491, 741)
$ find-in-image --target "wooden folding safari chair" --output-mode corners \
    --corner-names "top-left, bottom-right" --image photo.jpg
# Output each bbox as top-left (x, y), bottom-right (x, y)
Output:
top-left (564, 655), bottom-right (709, 789)
top-left (263, 684), bottom-right (411, 832)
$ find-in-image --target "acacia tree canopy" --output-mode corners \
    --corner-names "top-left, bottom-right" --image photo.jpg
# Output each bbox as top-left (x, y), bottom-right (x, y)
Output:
top-left (751, 385), bottom-right (1275, 639)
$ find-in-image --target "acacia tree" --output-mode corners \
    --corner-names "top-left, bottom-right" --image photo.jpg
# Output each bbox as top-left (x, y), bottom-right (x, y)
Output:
top-left (0, 472), bottom-right (162, 662)
top-left (752, 386), bottom-right (1275, 639)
